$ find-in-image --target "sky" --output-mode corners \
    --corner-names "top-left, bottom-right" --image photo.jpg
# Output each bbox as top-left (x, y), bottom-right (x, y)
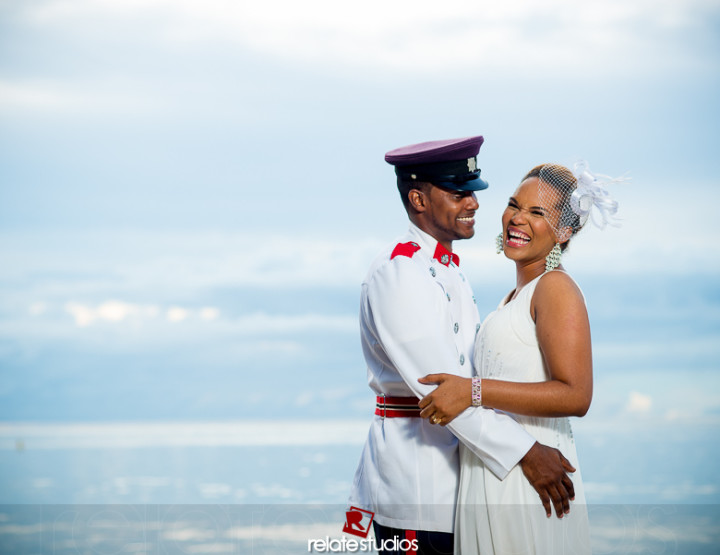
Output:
top-left (1, 0), bottom-right (720, 508)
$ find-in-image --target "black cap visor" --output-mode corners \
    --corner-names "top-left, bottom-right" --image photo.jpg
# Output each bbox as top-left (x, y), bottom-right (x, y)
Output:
top-left (396, 170), bottom-right (489, 192)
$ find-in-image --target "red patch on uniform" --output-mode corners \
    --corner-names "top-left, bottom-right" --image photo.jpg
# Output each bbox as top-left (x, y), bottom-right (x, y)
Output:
top-left (390, 242), bottom-right (421, 260)
top-left (433, 242), bottom-right (460, 266)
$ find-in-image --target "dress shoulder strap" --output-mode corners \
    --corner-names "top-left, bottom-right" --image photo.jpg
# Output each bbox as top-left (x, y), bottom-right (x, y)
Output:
top-left (515, 272), bottom-right (547, 302)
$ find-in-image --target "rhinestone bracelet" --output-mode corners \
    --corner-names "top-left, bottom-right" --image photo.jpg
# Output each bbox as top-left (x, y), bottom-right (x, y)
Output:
top-left (471, 377), bottom-right (482, 407)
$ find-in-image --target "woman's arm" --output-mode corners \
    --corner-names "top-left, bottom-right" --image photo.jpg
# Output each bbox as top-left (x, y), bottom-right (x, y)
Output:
top-left (418, 272), bottom-right (593, 423)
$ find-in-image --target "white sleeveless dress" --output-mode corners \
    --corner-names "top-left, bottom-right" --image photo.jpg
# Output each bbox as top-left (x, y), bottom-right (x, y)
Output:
top-left (456, 272), bottom-right (591, 554)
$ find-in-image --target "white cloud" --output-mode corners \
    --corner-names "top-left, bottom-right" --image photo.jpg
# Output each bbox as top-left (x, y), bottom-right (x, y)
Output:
top-left (0, 420), bottom-right (371, 449)
top-left (586, 481), bottom-right (719, 502)
top-left (65, 302), bottom-right (98, 327)
top-left (17, 0), bottom-right (719, 73)
top-left (589, 503), bottom-right (720, 547)
top-left (32, 478), bottom-right (53, 489)
top-left (236, 340), bottom-right (303, 355)
top-left (0, 79), bottom-right (160, 116)
top-left (626, 391), bottom-right (652, 413)
top-left (226, 522), bottom-right (344, 542)
top-left (594, 338), bottom-right (720, 362)
top-left (64, 300), bottom-right (191, 327)
top-left (92, 233), bottom-right (380, 290)
top-left (4, 194), bottom-right (718, 312)
top-left (294, 392), bottom-right (314, 407)
top-left (96, 300), bottom-right (142, 322)
top-left (28, 302), bottom-right (47, 316)
top-left (199, 307), bottom-right (220, 321)
top-left (227, 313), bottom-right (356, 334)
top-left (0, 81), bottom-right (72, 111)
top-left (664, 409), bottom-right (682, 421)
top-left (56, 298), bottom-right (355, 339)
top-left (163, 526), bottom-right (221, 542)
top-left (197, 483), bottom-right (232, 499)
top-left (166, 306), bottom-right (189, 323)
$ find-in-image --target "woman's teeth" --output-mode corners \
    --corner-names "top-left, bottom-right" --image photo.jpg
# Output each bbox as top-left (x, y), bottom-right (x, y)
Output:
top-left (507, 229), bottom-right (530, 245)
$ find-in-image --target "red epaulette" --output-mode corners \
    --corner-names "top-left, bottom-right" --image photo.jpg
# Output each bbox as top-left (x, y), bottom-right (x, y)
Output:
top-left (390, 241), bottom-right (421, 260)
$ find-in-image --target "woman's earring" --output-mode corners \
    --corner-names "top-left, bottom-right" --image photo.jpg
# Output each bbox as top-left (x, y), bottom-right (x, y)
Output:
top-left (545, 243), bottom-right (562, 272)
top-left (495, 233), bottom-right (504, 254)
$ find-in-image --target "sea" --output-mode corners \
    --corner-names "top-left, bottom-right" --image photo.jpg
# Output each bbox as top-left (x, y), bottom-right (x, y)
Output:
top-left (1, 420), bottom-right (718, 555)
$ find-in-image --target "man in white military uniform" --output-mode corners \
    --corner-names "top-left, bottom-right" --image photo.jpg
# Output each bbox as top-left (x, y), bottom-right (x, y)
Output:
top-left (348, 136), bottom-right (576, 554)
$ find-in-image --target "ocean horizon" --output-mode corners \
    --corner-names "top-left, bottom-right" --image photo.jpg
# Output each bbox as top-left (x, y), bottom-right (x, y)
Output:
top-left (2, 417), bottom-right (719, 505)
top-left (1, 419), bottom-right (719, 554)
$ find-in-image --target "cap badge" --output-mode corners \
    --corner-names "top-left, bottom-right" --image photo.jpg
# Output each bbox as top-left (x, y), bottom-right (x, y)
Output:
top-left (467, 157), bottom-right (477, 172)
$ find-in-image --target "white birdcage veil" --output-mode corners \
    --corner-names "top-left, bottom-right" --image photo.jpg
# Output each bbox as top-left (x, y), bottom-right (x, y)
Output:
top-left (536, 161), bottom-right (624, 243)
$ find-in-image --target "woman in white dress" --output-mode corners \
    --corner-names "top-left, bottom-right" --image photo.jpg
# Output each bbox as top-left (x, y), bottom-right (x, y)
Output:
top-left (417, 162), bottom-right (622, 554)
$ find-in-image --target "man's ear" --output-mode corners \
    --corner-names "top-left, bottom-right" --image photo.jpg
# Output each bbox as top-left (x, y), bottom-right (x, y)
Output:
top-left (408, 189), bottom-right (427, 212)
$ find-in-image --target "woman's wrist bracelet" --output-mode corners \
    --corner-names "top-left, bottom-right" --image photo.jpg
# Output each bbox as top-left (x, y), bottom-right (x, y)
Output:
top-left (471, 377), bottom-right (482, 407)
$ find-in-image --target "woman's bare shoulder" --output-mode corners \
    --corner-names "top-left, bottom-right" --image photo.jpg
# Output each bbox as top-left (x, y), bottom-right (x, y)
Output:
top-left (533, 270), bottom-right (585, 312)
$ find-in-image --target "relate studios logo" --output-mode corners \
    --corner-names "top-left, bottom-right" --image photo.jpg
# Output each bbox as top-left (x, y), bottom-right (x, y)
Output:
top-left (307, 507), bottom-right (417, 552)
top-left (342, 507), bottom-right (374, 538)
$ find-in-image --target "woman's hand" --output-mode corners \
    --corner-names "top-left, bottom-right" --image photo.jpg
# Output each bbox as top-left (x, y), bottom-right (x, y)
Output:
top-left (417, 374), bottom-right (473, 426)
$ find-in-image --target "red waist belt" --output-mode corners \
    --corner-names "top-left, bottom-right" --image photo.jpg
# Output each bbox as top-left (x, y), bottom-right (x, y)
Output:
top-left (375, 395), bottom-right (421, 418)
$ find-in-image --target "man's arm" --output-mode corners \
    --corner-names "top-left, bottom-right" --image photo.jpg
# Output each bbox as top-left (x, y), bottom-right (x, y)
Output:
top-left (365, 258), bottom-right (575, 517)
top-left (364, 258), bottom-right (533, 477)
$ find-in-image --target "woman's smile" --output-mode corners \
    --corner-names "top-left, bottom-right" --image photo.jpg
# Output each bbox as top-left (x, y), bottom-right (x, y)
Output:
top-left (506, 226), bottom-right (531, 247)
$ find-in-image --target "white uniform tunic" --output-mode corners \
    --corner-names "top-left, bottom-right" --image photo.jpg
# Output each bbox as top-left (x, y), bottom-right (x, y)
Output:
top-left (348, 224), bottom-right (535, 533)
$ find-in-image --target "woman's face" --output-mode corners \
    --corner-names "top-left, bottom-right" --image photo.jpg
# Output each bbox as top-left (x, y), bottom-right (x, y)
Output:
top-left (500, 177), bottom-right (563, 265)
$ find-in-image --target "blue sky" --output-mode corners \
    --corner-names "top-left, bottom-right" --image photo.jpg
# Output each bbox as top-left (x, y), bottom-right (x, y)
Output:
top-left (1, 0), bottom-right (719, 506)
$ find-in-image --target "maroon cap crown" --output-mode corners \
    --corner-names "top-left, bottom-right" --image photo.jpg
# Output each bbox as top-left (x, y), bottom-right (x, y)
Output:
top-left (384, 136), bottom-right (484, 166)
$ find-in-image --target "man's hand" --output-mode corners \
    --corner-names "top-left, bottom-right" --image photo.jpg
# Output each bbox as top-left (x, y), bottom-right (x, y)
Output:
top-left (417, 373), bottom-right (472, 425)
top-left (519, 442), bottom-right (576, 518)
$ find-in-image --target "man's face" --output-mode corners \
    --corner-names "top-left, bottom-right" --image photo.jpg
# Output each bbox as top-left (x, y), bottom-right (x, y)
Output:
top-left (420, 184), bottom-right (479, 247)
